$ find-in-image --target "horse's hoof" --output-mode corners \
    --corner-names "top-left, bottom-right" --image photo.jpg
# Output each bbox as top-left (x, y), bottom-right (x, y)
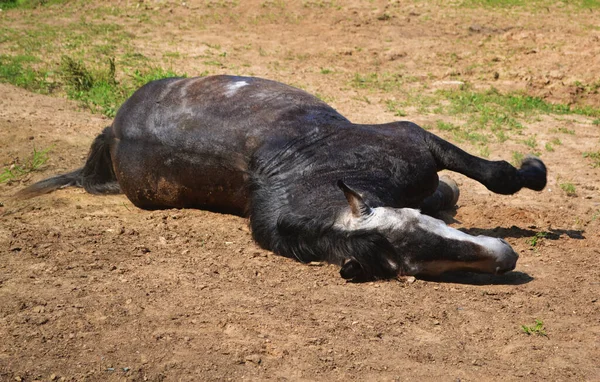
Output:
top-left (340, 259), bottom-right (363, 280)
top-left (519, 156), bottom-right (547, 191)
top-left (439, 175), bottom-right (460, 208)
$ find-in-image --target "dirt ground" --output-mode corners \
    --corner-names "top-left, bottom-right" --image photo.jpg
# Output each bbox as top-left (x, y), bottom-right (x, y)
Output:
top-left (1, 1), bottom-right (599, 381)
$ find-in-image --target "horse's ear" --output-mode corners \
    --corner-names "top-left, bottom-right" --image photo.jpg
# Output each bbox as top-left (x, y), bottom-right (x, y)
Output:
top-left (337, 180), bottom-right (372, 217)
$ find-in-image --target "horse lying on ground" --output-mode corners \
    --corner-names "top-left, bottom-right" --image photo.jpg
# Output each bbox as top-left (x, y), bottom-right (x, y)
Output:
top-left (17, 75), bottom-right (547, 281)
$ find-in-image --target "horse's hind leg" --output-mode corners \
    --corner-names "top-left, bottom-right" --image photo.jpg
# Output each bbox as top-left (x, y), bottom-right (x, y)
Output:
top-left (420, 176), bottom-right (460, 215)
top-left (424, 131), bottom-right (546, 194)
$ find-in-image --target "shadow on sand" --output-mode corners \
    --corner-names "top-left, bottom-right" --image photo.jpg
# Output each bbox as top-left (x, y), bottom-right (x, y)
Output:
top-left (459, 226), bottom-right (585, 240)
top-left (435, 209), bottom-right (585, 241)
top-left (418, 270), bottom-right (534, 286)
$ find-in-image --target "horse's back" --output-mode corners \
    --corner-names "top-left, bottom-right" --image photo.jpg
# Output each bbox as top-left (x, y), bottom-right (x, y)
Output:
top-left (113, 75), bottom-right (346, 150)
top-left (109, 75), bottom-right (348, 213)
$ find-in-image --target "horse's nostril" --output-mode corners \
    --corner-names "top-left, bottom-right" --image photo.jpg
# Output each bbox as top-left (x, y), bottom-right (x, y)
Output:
top-left (498, 253), bottom-right (518, 274)
top-left (492, 238), bottom-right (519, 274)
top-left (498, 238), bottom-right (519, 259)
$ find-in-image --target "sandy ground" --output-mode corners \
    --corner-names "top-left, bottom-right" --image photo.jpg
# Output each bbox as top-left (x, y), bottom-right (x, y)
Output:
top-left (1, 1), bottom-right (599, 381)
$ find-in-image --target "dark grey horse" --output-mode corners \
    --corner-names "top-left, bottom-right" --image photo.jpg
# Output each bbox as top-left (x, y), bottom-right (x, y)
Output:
top-left (17, 75), bottom-right (547, 281)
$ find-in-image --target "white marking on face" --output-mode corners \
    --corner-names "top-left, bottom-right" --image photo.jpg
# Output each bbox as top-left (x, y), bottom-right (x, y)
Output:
top-left (418, 214), bottom-right (497, 249)
top-left (335, 207), bottom-right (422, 233)
top-left (225, 81), bottom-right (249, 97)
top-left (417, 215), bottom-right (517, 267)
top-left (335, 206), bottom-right (517, 273)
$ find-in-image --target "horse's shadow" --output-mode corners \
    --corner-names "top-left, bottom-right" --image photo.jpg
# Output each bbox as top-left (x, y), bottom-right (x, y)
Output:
top-left (436, 209), bottom-right (585, 240)
top-left (459, 226), bottom-right (585, 240)
top-left (417, 270), bottom-right (534, 286)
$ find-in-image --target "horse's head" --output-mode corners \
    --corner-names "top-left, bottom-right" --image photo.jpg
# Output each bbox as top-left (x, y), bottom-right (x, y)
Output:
top-left (335, 180), bottom-right (518, 280)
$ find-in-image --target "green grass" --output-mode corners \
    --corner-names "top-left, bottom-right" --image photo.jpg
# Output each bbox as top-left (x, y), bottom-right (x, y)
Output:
top-left (560, 182), bottom-right (577, 196)
top-left (583, 151), bottom-right (600, 168)
top-left (512, 151), bottom-right (525, 167)
top-left (315, 92), bottom-right (335, 104)
top-left (557, 127), bottom-right (576, 135)
top-left (205, 0), bottom-right (239, 8)
top-left (424, 86), bottom-right (600, 145)
top-left (60, 56), bottom-right (186, 117)
top-left (384, 99), bottom-right (408, 117)
top-left (478, 145), bottom-right (490, 158)
top-left (521, 319), bottom-right (547, 337)
top-left (462, 0), bottom-right (538, 6)
top-left (351, 72), bottom-right (406, 92)
top-left (0, 0), bottom-right (68, 9)
top-left (61, 56), bottom-right (123, 117)
top-left (1, 50), bottom-right (186, 118)
top-left (441, 86), bottom-right (599, 127)
top-left (0, 12), bottom-right (190, 118)
top-left (522, 136), bottom-right (537, 148)
top-left (461, 0), bottom-right (600, 9)
top-left (303, 0), bottom-right (339, 8)
top-left (0, 54), bottom-right (54, 93)
top-left (261, 0), bottom-right (287, 8)
top-left (527, 231), bottom-right (548, 247)
top-left (434, 120), bottom-right (489, 145)
top-left (0, 147), bottom-right (51, 183)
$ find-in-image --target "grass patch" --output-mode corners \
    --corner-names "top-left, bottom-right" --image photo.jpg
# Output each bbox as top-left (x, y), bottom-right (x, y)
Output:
top-left (384, 99), bottom-right (407, 117)
top-left (0, 18), bottom-right (186, 119)
top-left (547, 138), bottom-right (562, 151)
top-left (462, 0), bottom-right (537, 7)
top-left (441, 86), bottom-right (592, 125)
top-left (351, 72), bottom-right (406, 92)
top-left (60, 56), bottom-right (186, 117)
top-left (478, 145), bottom-right (490, 158)
top-left (0, 147), bottom-right (51, 183)
top-left (583, 151), bottom-right (600, 168)
top-left (521, 319), bottom-right (547, 337)
top-left (315, 92), bottom-right (335, 104)
top-left (461, 0), bottom-right (600, 9)
top-left (556, 127), bottom-right (576, 135)
top-left (0, 0), bottom-right (68, 9)
top-left (523, 136), bottom-right (537, 149)
top-left (435, 86), bottom-right (600, 144)
top-left (434, 120), bottom-right (489, 145)
top-left (61, 56), bottom-right (123, 117)
top-left (560, 182), bottom-right (577, 196)
top-left (0, 54), bottom-right (54, 93)
top-left (303, 0), bottom-right (339, 8)
top-left (512, 151), bottom-right (524, 167)
top-left (441, 87), bottom-right (525, 139)
top-left (527, 231), bottom-right (548, 247)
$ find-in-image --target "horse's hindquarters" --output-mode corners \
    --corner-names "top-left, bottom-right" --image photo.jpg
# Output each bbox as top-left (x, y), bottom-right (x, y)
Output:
top-left (111, 139), bottom-right (248, 214)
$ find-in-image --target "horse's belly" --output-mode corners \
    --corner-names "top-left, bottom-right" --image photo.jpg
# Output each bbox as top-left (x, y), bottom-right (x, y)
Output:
top-left (112, 138), bottom-right (248, 215)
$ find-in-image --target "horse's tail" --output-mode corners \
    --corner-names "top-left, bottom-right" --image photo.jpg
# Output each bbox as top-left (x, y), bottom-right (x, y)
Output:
top-left (15, 126), bottom-right (120, 199)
